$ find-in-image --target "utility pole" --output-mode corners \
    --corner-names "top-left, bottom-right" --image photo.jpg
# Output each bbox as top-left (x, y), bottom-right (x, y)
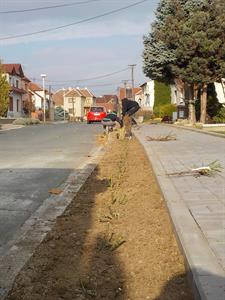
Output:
top-left (128, 64), bottom-right (136, 100)
top-left (122, 80), bottom-right (129, 98)
top-left (40, 74), bottom-right (47, 123)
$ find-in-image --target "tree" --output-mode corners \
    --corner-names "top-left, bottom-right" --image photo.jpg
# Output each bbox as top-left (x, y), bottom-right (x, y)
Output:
top-left (143, 0), bottom-right (225, 124)
top-left (0, 64), bottom-right (10, 117)
top-left (174, 0), bottom-right (225, 123)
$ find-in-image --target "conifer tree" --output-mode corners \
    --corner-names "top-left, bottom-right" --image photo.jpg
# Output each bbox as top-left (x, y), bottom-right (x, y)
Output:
top-left (143, 0), bottom-right (225, 123)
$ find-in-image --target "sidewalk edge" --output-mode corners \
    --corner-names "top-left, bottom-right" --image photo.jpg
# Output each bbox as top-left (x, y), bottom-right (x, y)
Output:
top-left (135, 131), bottom-right (225, 300)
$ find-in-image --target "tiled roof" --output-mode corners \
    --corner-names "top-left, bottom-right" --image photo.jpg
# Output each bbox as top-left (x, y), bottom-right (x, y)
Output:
top-left (118, 87), bottom-right (142, 101)
top-left (52, 89), bottom-right (64, 106)
top-left (135, 90), bottom-right (143, 96)
top-left (23, 76), bottom-right (31, 82)
top-left (28, 82), bottom-right (42, 91)
top-left (66, 89), bottom-right (82, 97)
top-left (79, 88), bottom-right (95, 98)
top-left (2, 64), bottom-right (24, 77)
top-left (95, 95), bottom-right (118, 104)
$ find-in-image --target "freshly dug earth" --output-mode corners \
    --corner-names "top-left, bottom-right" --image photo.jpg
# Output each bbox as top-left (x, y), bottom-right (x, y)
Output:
top-left (7, 137), bottom-right (194, 300)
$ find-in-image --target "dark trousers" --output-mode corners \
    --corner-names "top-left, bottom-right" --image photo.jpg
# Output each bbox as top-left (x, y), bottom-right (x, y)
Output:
top-left (126, 105), bottom-right (139, 116)
top-left (124, 105), bottom-right (139, 125)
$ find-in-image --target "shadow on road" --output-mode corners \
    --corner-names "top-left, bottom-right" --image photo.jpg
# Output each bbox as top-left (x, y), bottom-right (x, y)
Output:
top-left (154, 268), bottom-right (225, 300)
top-left (5, 166), bottom-right (126, 300)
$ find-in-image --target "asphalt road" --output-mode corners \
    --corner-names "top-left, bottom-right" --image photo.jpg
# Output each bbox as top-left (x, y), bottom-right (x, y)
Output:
top-left (0, 123), bottom-right (102, 255)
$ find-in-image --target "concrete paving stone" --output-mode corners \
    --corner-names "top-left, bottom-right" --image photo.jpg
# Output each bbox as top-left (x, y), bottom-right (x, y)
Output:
top-left (196, 274), bottom-right (225, 300)
top-left (135, 124), bottom-right (225, 300)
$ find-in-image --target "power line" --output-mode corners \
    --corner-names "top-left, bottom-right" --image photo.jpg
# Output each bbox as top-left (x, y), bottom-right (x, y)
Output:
top-left (50, 81), bottom-right (124, 88)
top-left (0, 0), bottom-right (102, 14)
top-left (33, 67), bottom-right (130, 83)
top-left (49, 68), bottom-right (129, 82)
top-left (0, 0), bottom-right (150, 40)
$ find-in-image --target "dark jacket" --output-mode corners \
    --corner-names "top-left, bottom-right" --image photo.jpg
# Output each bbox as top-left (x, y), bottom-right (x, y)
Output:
top-left (122, 99), bottom-right (140, 116)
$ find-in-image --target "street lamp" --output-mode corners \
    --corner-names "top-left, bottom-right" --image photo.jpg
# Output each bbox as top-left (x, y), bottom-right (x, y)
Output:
top-left (62, 87), bottom-right (66, 122)
top-left (41, 74), bottom-right (47, 123)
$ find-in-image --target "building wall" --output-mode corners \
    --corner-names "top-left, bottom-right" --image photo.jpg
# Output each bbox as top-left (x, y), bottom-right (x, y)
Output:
top-left (170, 84), bottom-right (183, 105)
top-left (140, 80), bottom-right (155, 111)
top-left (65, 96), bottom-right (85, 118)
top-left (214, 82), bottom-right (225, 104)
top-left (5, 74), bottom-right (23, 117)
top-left (7, 93), bottom-right (23, 117)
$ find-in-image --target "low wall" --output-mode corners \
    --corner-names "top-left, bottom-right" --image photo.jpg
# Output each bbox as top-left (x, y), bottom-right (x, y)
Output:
top-left (0, 119), bottom-right (16, 125)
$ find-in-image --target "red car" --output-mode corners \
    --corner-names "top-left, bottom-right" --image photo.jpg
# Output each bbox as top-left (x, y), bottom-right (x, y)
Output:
top-left (87, 106), bottom-right (107, 124)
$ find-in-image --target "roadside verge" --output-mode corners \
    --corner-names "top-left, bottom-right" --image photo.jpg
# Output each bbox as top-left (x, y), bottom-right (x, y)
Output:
top-left (0, 143), bottom-right (106, 300)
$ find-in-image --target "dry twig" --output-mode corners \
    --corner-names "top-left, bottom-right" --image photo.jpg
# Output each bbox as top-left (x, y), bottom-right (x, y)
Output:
top-left (146, 132), bottom-right (176, 141)
top-left (168, 161), bottom-right (223, 177)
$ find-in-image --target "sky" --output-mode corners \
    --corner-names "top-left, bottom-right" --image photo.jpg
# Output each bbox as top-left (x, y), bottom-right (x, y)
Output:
top-left (0, 0), bottom-right (159, 96)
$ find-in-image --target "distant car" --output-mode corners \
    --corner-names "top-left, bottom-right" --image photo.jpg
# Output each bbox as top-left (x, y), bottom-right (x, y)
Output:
top-left (87, 106), bottom-right (107, 124)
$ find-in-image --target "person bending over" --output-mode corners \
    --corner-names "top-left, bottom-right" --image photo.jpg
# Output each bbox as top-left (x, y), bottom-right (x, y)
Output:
top-left (121, 98), bottom-right (140, 125)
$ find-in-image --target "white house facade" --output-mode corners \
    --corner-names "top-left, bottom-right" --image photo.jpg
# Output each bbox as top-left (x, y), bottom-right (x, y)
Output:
top-left (214, 80), bottom-right (225, 104)
top-left (139, 80), bottom-right (155, 111)
top-left (3, 64), bottom-right (27, 118)
top-left (65, 89), bottom-right (85, 119)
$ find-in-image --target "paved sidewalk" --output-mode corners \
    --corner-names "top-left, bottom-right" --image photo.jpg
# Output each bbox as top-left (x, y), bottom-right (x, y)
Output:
top-left (0, 124), bottom-right (24, 131)
top-left (135, 124), bottom-right (225, 300)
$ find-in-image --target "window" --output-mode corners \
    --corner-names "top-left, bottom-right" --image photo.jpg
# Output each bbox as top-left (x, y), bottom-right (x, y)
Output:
top-left (17, 99), bottom-right (20, 112)
top-left (69, 109), bottom-right (73, 114)
top-left (90, 107), bottom-right (104, 112)
top-left (9, 97), bottom-right (13, 111)
top-left (16, 80), bottom-right (19, 88)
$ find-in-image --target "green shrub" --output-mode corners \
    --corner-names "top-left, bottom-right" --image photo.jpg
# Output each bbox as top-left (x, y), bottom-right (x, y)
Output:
top-left (13, 118), bottom-right (41, 125)
top-left (134, 109), bottom-right (154, 122)
top-left (212, 106), bottom-right (225, 123)
top-left (153, 81), bottom-right (171, 116)
top-left (154, 104), bottom-right (176, 118)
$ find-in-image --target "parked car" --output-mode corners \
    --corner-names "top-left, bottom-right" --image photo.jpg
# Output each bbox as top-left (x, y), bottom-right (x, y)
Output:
top-left (87, 106), bottom-right (107, 124)
top-left (54, 106), bottom-right (69, 121)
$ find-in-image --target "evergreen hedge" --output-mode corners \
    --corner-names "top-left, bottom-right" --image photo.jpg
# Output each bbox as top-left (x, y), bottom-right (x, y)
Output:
top-left (153, 81), bottom-right (171, 116)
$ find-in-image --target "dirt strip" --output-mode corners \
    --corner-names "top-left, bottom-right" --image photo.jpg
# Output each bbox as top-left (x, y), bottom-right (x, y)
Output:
top-left (6, 137), bottom-right (194, 300)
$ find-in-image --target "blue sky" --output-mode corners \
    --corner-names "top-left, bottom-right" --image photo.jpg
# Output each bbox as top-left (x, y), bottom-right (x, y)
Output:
top-left (0, 0), bottom-right (159, 95)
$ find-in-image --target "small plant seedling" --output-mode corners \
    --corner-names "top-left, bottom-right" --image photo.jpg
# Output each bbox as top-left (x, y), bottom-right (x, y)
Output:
top-left (79, 280), bottom-right (97, 298)
top-left (99, 232), bottom-right (126, 251)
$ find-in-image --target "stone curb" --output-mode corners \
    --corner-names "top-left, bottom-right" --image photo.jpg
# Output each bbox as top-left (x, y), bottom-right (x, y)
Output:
top-left (161, 123), bottom-right (225, 139)
top-left (0, 142), bottom-right (107, 300)
top-left (0, 125), bottom-right (24, 132)
top-left (135, 130), bottom-right (225, 300)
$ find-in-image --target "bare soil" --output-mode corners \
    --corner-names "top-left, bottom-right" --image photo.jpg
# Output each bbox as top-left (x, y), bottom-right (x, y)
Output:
top-left (7, 137), bottom-right (194, 300)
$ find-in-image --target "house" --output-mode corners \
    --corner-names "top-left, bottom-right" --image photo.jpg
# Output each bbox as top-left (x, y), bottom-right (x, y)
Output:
top-left (214, 80), bottom-right (225, 104)
top-left (28, 82), bottom-right (43, 110)
top-left (78, 88), bottom-right (95, 115)
top-left (95, 95), bottom-right (118, 112)
top-left (64, 88), bottom-right (86, 120)
top-left (118, 87), bottom-right (142, 102)
top-left (52, 87), bottom-right (95, 119)
top-left (28, 82), bottom-right (52, 111)
top-left (52, 89), bottom-right (65, 107)
top-left (139, 81), bottom-right (155, 110)
top-left (2, 64), bottom-right (28, 118)
top-left (21, 76), bottom-right (33, 116)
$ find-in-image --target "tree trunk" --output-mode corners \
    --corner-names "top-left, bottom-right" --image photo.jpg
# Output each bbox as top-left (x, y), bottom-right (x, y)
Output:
top-left (200, 83), bottom-right (207, 124)
top-left (188, 83), bottom-right (197, 125)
